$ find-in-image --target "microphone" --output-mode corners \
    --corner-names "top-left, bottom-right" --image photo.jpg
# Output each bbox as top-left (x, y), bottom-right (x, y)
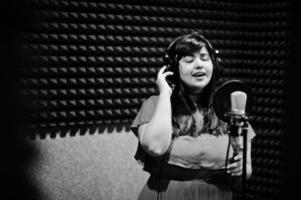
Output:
top-left (229, 91), bottom-right (248, 158)
top-left (212, 80), bottom-right (252, 197)
top-left (213, 80), bottom-right (253, 124)
top-left (212, 79), bottom-right (252, 160)
top-left (231, 91), bottom-right (247, 116)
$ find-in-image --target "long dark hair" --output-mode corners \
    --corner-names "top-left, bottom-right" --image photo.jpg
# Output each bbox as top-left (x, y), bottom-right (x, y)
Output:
top-left (165, 32), bottom-right (225, 137)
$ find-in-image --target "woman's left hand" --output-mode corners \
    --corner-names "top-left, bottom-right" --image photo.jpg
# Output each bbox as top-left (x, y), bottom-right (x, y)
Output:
top-left (227, 153), bottom-right (243, 176)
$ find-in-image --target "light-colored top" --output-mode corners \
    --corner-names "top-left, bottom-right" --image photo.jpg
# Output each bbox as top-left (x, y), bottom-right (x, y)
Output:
top-left (131, 95), bottom-right (255, 171)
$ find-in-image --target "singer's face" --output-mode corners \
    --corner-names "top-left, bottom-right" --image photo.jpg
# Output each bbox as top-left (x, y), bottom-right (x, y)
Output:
top-left (178, 46), bottom-right (213, 94)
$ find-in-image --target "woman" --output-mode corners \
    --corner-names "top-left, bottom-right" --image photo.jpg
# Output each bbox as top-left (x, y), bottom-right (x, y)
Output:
top-left (131, 32), bottom-right (255, 200)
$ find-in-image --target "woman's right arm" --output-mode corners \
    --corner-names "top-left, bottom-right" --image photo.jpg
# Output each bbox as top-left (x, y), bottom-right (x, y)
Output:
top-left (138, 66), bottom-right (174, 157)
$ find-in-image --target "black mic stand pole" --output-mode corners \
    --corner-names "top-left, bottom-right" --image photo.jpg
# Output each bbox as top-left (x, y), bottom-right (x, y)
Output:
top-left (229, 114), bottom-right (249, 200)
top-left (241, 115), bottom-right (249, 200)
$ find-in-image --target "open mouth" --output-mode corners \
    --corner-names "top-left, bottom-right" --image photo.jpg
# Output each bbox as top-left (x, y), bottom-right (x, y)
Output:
top-left (192, 72), bottom-right (206, 77)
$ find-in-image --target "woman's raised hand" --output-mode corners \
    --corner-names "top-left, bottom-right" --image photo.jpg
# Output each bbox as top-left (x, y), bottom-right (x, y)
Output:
top-left (156, 66), bottom-right (174, 95)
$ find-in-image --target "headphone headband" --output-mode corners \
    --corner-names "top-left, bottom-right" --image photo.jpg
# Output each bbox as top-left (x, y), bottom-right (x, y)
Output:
top-left (165, 33), bottom-right (220, 61)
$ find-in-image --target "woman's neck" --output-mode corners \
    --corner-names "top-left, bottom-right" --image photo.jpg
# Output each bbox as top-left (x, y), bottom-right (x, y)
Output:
top-left (189, 93), bottom-right (200, 106)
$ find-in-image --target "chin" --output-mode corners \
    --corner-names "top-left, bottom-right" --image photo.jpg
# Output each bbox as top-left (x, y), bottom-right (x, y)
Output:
top-left (194, 81), bottom-right (209, 89)
top-left (182, 79), bottom-right (210, 92)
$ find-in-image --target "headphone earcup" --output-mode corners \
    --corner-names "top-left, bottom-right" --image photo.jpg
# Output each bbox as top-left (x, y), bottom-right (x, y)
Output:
top-left (212, 57), bottom-right (223, 81)
top-left (163, 54), bottom-right (177, 85)
top-left (207, 47), bottom-right (223, 82)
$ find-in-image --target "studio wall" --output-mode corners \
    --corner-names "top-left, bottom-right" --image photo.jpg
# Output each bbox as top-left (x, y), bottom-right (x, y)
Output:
top-left (6, 0), bottom-right (292, 199)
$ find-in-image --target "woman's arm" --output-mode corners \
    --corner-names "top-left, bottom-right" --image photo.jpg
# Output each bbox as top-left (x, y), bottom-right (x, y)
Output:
top-left (246, 140), bottom-right (253, 179)
top-left (138, 66), bottom-right (174, 157)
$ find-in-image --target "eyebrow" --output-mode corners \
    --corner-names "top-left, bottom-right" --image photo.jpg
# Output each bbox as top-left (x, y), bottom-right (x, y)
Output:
top-left (182, 52), bottom-right (209, 58)
top-left (199, 53), bottom-right (209, 56)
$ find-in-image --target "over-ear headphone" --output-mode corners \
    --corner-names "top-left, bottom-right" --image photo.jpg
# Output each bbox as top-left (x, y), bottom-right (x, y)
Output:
top-left (163, 32), bottom-right (223, 85)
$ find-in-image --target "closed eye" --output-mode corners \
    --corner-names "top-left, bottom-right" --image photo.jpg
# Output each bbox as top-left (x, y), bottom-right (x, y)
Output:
top-left (200, 53), bottom-right (210, 61)
top-left (182, 55), bottom-right (194, 63)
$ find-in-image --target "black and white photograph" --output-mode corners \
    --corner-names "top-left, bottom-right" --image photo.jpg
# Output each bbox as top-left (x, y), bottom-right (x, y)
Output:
top-left (1, 0), bottom-right (299, 200)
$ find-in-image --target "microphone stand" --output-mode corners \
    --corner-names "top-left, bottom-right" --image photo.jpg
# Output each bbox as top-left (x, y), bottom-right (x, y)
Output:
top-left (212, 80), bottom-right (253, 199)
top-left (229, 113), bottom-right (249, 200)
top-left (241, 115), bottom-right (248, 200)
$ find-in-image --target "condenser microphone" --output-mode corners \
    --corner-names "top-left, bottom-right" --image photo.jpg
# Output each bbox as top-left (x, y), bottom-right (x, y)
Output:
top-left (213, 80), bottom-right (252, 124)
top-left (229, 91), bottom-right (247, 157)
top-left (212, 80), bottom-right (252, 158)
top-left (212, 80), bottom-right (252, 197)
top-left (231, 91), bottom-right (247, 116)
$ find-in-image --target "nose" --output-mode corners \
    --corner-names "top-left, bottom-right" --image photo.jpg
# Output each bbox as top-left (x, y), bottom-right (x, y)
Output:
top-left (194, 57), bottom-right (204, 69)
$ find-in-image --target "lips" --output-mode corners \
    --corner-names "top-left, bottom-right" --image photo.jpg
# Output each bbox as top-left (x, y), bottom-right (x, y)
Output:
top-left (192, 72), bottom-right (206, 77)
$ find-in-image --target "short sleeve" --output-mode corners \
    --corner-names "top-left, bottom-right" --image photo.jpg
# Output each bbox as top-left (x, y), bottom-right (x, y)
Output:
top-left (247, 123), bottom-right (256, 140)
top-left (130, 95), bottom-right (158, 137)
top-left (130, 95), bottom-right (159, 168)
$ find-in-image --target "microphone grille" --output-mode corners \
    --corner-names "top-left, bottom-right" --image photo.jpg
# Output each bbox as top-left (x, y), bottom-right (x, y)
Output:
top-left (230, 91), bottom-right (247, 115)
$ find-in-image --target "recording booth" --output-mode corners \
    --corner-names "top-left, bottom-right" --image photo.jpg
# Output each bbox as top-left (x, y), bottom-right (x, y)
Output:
top-left (1, 0), bottom-right (298, 200)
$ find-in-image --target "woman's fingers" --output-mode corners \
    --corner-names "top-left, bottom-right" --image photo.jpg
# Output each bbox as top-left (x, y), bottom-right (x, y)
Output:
top-left (157, 66), bottom-right (174, 81)
top-left (227, 156), bottom-right (243, 176)
top-left (231, 171), bottom-right (243, 176)
top-left (234, 154), bottom-right (243, 160)
top-left (227, 161), bottom-right (241, 170)
top-left (158, 65), bottom-right (168, 75)
top-left (158, 66), bottom-right (173, 77)
top-left (156, 66), bottom-right (174, 94)
top-left (163, 71), bottom-right (174, 78)
top-left (228, 164), bottom-right (242, 172)
top-left (227, 165), bottom-right (243, 176)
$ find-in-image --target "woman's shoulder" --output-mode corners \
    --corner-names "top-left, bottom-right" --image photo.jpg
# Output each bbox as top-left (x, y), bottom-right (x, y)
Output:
top-left (142, 95), bottom-right (159, 106)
